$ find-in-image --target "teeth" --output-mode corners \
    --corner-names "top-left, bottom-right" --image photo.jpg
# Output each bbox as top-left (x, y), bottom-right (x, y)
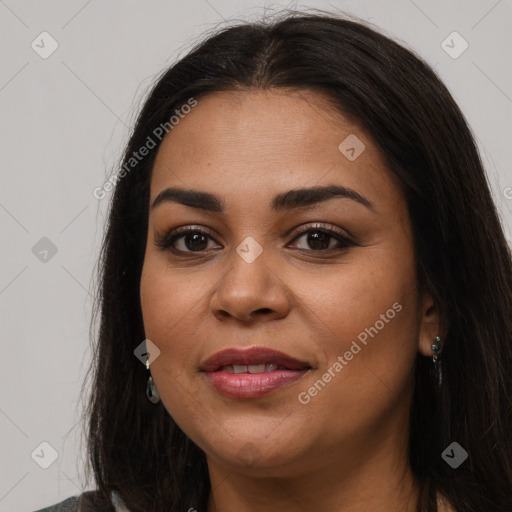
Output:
top-left (248, 364), bottom-right (266, 373)
top-left (223, 363), bottom-right (280, 374)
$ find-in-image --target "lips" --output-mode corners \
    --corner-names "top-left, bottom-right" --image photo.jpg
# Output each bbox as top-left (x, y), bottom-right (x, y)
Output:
top-left (200, 346), bottom-right (313, 399)
top-left (199, 346), bottom-right (312, 373)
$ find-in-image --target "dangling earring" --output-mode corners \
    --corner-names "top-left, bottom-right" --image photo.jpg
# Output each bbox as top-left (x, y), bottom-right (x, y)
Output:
top-left (431, 335), bottom-right (443, 385)
top-left (431, 336), bottom-right (442, 364)
top-left (146, 357), bottom-right (160, 404)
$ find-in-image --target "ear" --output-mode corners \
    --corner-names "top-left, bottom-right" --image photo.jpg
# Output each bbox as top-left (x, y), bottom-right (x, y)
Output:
top-left (417, 291), bottom-right (446, 357)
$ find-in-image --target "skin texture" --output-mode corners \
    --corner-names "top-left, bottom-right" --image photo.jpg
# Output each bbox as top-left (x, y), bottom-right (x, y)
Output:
top-left (139, 89), bottom-right (445, 512)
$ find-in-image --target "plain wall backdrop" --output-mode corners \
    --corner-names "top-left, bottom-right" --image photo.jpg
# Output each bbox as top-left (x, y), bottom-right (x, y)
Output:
top-left (0, 1), bottom-right (511, 510)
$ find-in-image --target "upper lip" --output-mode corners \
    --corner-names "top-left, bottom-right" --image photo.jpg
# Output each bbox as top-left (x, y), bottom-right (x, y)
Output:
top-left (200, 346), bottom-right (312, 372)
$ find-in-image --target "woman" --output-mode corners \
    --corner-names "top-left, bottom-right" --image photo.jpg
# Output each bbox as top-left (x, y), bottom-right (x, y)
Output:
top-left (35, 10), bottom-right (512, 512)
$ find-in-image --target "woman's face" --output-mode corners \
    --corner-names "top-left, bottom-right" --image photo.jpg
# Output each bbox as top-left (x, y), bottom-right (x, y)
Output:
top-left (140, 89), bottom-right (440, 477)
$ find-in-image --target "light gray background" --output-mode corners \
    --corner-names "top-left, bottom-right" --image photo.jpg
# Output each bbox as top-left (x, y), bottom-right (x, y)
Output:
top-left (0, 1), bottom-right (511, 511)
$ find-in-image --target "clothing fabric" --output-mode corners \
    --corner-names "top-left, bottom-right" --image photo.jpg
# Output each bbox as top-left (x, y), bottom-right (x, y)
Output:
top-left (34, 495), bottom-right (80, 512)
top-left (33, 491), bottom-right (130, 512)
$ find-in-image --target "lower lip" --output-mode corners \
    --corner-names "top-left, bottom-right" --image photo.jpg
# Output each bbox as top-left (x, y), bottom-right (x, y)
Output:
top-left (203, 369), bottom-right (310, 399)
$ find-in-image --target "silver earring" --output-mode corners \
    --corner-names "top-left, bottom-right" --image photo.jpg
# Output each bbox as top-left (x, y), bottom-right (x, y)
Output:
top-left (146, 357), bottom-right (160, 404)
top-left (431, 336), bottom-right (442, 365)
top-left (431, 336), bottom-right (443, 386)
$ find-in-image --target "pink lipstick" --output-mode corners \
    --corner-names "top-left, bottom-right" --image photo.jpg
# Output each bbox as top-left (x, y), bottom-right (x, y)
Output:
top-left (200, 346), bottom-right (312, 399)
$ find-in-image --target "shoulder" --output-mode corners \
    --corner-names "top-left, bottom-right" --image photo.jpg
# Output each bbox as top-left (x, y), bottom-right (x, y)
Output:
top-left (33, 490), bottom-right (117, 512)
top-left (33, 495), bottom-right (79, 512)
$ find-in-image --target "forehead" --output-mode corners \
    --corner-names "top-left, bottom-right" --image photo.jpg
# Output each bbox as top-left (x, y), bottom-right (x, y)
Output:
top-left (149, 89), bottom-right (402, 214)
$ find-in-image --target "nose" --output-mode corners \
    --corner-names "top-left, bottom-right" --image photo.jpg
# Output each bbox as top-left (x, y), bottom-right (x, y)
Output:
top-left (209, 242), bottom-right (291, 324)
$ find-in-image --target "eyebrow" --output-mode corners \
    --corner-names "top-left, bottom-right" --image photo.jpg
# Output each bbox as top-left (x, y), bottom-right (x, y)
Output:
top-left (150, 184), bottom-right (373, 213)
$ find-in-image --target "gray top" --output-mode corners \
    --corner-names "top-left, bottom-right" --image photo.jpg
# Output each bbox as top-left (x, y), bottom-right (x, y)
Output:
top-left (33, 491), bottom-right (130, 512)
top-left (34, 495), bottom-right (80, 512)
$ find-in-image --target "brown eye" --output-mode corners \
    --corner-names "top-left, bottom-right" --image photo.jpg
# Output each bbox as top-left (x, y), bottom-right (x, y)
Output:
top-left (295, 230), bottom-right (336, 251)
top-left (154, 223), bottom-right (355, 256)
top-left (154, 227), bottom-right (220, 253)
top-left (289, 224), bottom-right (355, 252)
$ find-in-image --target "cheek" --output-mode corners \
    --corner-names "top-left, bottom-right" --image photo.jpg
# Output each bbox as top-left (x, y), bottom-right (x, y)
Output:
top-left (139, 257), bottom-right (211, 386)
top-left (139, 259), bottom-right (211, 427)
top-left (296, 248), bottom-right (420, 423)
top-left (140, 257), bottom-right (206, 336)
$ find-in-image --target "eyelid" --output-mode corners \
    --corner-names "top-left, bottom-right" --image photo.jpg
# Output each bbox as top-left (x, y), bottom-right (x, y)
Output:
top-left (154, 222), bottom-right (356, 253)
top-left (290, 222), bottom-right (352, 240)
top-left (153, 225), bottom-right (217, 250)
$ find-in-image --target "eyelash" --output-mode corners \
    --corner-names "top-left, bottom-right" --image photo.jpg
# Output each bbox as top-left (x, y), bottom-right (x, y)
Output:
top-left (154, 223), bottom-right (356, 255)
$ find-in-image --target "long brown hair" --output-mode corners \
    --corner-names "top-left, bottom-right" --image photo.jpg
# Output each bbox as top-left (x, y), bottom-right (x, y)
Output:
top-left (81, 10), bottom-right (512, 512)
